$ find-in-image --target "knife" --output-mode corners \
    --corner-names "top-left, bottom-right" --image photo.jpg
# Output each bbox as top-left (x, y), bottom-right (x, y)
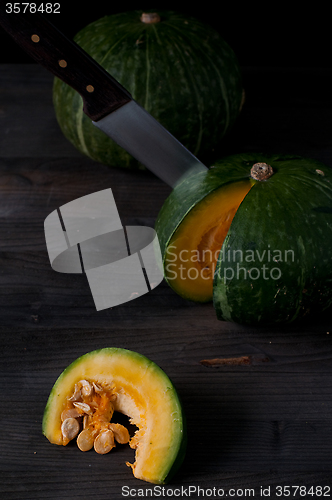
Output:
top-left (0, 9), bottom-right (208, 187)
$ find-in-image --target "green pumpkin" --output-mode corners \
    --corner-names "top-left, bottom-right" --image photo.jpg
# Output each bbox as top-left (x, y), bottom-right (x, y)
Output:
top-left (155, 153), bottom-right (332, 326)
top-left (53, 10), bottom-right (243, 169)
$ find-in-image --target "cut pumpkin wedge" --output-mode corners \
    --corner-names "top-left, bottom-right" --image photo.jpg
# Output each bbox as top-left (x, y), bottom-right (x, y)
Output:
top-left (42, 348), bottom-right (186, 484)
top-left (162, 179), bottom-right (253, 302)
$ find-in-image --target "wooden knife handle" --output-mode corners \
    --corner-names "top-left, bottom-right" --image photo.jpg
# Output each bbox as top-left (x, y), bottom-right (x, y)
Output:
top-left (0, 9), bottom-right (132, 121)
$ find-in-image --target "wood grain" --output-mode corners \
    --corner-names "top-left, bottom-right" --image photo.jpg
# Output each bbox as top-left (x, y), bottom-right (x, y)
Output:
top-left (1, 64), bottom-right (332, 498)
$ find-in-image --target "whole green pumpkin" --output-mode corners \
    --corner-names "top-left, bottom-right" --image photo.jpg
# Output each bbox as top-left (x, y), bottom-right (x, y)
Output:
top-left (155, 153), bottom-right (332, 326)
top-left (53, 10), bottom-right (243, 169)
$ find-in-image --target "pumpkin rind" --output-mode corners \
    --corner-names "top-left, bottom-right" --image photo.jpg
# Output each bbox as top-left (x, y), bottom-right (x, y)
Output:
top-left (155, 153), bottom-right (332, 325)
top-left (53, 10), bottom-right (243, 169)
top-left (214, 153), bottom-right (332, 325)
top-left (42, 348), bottom-right (186, 484)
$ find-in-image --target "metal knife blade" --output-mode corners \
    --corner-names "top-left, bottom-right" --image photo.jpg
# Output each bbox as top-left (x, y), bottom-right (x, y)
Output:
top-left (0, 9), bottom-right (208, 187)
top-left (93, 101), bottom-right (207, 186)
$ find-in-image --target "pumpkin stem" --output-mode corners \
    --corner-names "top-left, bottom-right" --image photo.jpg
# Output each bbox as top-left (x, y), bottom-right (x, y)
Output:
top-left (140, 13), bottom-right (161, 24)
top-left (250, 162), bottom-right (274, 181)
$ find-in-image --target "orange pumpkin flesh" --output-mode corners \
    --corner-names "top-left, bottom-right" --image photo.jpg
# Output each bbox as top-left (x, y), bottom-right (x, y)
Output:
top-left (164, 180), bottom-right (253, 302)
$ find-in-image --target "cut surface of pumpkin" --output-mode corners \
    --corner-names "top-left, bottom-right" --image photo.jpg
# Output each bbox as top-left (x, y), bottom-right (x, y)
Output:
top-left (156, 153), bottom-right (332, 325)
top-left (164, 180), bottom-right (252, 302)
top-left (42, 348), bottom-right (186, 484)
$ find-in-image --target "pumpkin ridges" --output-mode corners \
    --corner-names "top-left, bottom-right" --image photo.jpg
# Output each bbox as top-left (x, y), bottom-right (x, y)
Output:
top-left (160, 18), bottom-right (240, 147)
top-left (213, 154), bottom-right (332, 325)
top-left (99, 32), bottom-right (136, 68)
top-left (143, 22), bottom-right (159, 112)
top-left (161, 28), bottom-right (205, 154)
top-left (168, 23), bottom-right (234, 128)
top-left (75, 99), bottom-right (89, 156)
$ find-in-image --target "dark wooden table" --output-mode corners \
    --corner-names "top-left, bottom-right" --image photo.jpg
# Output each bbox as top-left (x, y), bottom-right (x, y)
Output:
top-left (1, 63), bottom-right (332, 499)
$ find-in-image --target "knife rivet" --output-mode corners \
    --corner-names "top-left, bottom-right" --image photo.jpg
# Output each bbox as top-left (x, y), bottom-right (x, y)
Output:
top-left (31, 34), bottom-right (40, 43)
top-left (58, 59), bottom-right (67, 68)
top-left (86, 85), bottom-right (94, 93)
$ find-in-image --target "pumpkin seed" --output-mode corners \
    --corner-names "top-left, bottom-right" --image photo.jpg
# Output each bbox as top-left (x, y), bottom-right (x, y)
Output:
top-left (94, 429), bottom-right (115, 454)
top-left (108, 423), bottom-right (130, 444)
top-left (77, 428), bottom-right (94, 452)
top-left (73, 402), bottom-right (92, 414)
top-left (92, 382), bottom-right (103, 393)
top-left (64, 378), bottom-right (131, 455)
top-left (68, 383), bottom-right (82, 402)
top-left (61, 417), bottom-right (80, 445)
top-left (80, 379), bottom-right (93, 397)
top-left (61, 408), bottom-right (83, 421)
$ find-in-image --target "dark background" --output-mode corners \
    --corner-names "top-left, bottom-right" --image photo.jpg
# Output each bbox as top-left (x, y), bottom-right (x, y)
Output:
top-left (0, 2), bottom-right (330, 69)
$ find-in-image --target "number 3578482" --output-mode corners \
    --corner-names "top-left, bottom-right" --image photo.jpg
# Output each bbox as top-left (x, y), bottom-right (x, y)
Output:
top-left (5, 3), bottom-right (60, 13)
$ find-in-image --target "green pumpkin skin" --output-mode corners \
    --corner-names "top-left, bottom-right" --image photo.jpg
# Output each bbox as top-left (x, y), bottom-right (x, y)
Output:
top-left (53, 10), bottom-right (243, 169)
top-left (213, 154), bottom-right (332, 326)
top-left (155, 153), bottom-right (332, 326)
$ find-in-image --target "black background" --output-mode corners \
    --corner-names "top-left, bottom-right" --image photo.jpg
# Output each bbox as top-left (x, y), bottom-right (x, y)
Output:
top-left (0, 2), bottom-right (330, 69)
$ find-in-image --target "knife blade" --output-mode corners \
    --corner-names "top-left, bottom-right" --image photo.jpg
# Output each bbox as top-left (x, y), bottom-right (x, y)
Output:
top-left (0, 9), bottom-right (208, 187)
